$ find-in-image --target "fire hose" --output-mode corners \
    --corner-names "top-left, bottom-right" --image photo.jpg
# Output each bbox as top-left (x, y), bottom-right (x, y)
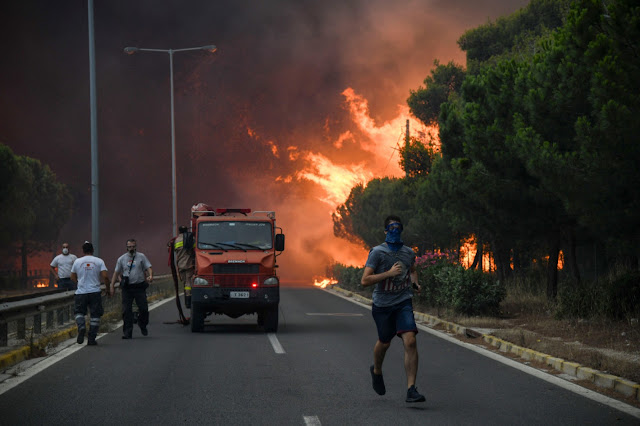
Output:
top-left (166, 237), bottom-right (189, 325)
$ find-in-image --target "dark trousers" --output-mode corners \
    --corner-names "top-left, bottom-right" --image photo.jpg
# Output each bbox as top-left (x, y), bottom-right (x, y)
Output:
top-left (122, 285), bottom-right (149, 336)
top-left (74, 292), bottom-right (103, 341)
top-left (58, 277), bottom-right (77, 291)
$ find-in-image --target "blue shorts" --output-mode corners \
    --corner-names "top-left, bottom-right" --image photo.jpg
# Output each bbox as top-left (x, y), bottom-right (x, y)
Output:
top-left (372, 298), bottom-right (418, 343)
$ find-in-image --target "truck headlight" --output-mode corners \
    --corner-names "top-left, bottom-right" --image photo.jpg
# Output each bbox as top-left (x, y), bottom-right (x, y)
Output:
top-left (194, 277), bottom-right (217, 287)
top-left (263, 277), bottom-right (279, 286)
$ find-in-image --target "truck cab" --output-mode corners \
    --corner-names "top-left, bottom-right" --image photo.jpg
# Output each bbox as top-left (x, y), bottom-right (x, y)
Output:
top-left (189, 206), bottom-right (285, 332)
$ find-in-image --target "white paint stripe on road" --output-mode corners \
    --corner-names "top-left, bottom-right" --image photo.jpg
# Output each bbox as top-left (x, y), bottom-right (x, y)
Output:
top-left (268, 333), bottom-right (285, 354)
top-left (323, 288), bottom-right (640, 420)
top-left (0, 293), bottom-right (180, 396)
top-left (305, 313), bottom-right (363, 316)
top-left (303, 415), bottom-right (321, 426)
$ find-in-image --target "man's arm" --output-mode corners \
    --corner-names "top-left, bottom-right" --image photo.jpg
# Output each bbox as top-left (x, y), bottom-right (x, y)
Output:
top-left (410, 264), bottom-right (420, 292)
top-left (110, 269), bottom-right (121, 292)
top-left (50, 265), bottom-right (58, 278)
top-left (70, 272), bottom-right (78, 284)
top-left (361, 262), bottom-right (402, 287)
top-left (145, 267), bottom-right (154, 283)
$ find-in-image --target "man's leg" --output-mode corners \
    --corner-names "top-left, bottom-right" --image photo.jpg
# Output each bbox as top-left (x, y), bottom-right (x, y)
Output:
top-left (184, 269), bottom-right (193, 309)
top-left (121, 289), bottom-right (134, 338)
top-left (401, 331), bottom-right (418, 388)
top-left (87, 292), bottom-right (104, 345)
top-left (74, 295), bottom-right (87, 344)
top-left (373, 340), bottom-right (391, 374)
top-left (135, 288), bottom-right (149, 335)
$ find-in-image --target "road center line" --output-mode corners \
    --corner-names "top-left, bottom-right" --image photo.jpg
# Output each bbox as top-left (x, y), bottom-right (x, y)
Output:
top-left (268, 333), bottom-right (285, 354)
top-left (303, 415), bottom-right (321, 425)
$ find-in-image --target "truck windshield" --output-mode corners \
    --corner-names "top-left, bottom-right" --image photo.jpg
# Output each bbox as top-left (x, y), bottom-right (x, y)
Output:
top-left (198, 221), bottom-right (273, 250)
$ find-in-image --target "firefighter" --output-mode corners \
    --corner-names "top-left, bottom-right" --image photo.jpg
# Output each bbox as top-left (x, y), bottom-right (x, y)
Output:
top-left (173, 225), bottom-right (195, 308)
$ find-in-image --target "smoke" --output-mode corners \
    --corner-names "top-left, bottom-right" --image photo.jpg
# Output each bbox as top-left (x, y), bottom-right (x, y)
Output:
top-left (0, 0), bottom-right (529, 283)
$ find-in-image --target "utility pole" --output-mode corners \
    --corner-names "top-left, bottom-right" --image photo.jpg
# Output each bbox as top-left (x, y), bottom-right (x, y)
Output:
top-left (88, 0), bottom-right (99, 255)
top-left (405, 119), bottom-right (410, 178)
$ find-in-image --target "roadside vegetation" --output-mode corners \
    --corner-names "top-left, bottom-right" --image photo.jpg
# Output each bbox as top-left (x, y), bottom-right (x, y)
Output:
top-left (330, 0), bottom-right (640, 383)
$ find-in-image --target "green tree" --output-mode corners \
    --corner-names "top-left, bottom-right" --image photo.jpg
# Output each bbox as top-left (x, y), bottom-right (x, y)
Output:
top-left (399, 136), bottom-right (437, 179)
top-left (333, 178), bottom-right (418, 250)
top-left (0, 145), bottom-right (73, 287)
top-left (407, 60), bottom-right (466, 126)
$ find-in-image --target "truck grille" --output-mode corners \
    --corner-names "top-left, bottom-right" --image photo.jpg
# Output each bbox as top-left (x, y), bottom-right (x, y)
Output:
top-left (210, 264), bottom-right (261, 288)
top-left (213, 264), bottom-right (260, 274)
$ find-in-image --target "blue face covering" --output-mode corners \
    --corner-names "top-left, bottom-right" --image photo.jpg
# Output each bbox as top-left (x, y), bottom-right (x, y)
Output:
top-left (385, 223), bottom-right (403, 251)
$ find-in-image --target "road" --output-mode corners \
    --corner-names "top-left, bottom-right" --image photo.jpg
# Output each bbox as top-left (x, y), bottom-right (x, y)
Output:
top-left (0, 286), bottom-right (638, 425)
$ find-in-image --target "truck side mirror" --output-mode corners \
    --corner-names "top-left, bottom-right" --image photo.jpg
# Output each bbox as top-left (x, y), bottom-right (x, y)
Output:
top-left (275, 234), bottom-right (285, 251)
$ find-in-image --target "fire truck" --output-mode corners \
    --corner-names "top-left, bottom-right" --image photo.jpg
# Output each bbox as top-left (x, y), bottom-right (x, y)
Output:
top-left (189, 204), bottom-right (285, 333)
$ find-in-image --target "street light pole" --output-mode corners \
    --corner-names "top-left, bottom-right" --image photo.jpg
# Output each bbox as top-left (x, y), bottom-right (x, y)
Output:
top-left (88, 0), bottom-right (99, 255)
top-left (124, 45), bottom-right (217, 237)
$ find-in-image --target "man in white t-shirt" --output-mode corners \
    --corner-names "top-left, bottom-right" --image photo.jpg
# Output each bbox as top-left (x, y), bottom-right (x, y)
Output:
top-left (71, 241), bottom-right (109, 346)
top-left (50, 242), bottom-right (78, 291)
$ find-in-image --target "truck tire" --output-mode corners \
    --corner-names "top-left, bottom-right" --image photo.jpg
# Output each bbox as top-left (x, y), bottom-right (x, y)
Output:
top-left (191, 304), bottom-right (205, 332)
top-left (264, 306), bottom-right (278, 332)
top-left (257, 311), bottom-right (264, 326)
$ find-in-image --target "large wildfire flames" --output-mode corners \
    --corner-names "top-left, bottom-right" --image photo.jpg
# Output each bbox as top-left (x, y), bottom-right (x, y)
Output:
top-left (2, 0), bottom-right (533, 290)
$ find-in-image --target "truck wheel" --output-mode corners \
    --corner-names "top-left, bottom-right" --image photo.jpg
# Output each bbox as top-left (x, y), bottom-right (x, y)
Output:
top-left (264, 307), bottom-right (278, 333)
top-left (257, 311), bottom-right (265, 326)
top-left (191, 304), bottom-right (205, 333)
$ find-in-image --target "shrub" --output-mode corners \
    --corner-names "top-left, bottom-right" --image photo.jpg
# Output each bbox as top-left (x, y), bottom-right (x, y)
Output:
top-left (605, 271), bottom-right (640, 320)
top-left (556, 270), bottom-right (640, 320)
top-left (434, 265), bottom-right (506, 315)
top-left (331, 263), bottom-right (368, 295)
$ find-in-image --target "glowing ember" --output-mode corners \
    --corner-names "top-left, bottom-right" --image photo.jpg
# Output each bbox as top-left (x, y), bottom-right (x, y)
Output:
top-left (313, 277), bottom-right (338, 288)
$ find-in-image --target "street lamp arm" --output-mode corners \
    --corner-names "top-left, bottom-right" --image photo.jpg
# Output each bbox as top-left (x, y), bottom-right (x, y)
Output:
top-left (124, 45), bottom-right (217, 55)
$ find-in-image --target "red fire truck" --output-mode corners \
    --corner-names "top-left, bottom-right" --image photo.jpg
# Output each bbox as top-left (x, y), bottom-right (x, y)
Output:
top-left (189, 204), bottom-right (285, 332)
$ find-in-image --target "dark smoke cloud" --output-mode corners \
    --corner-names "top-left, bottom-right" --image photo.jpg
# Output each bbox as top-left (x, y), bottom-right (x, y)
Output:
top-left (0, 0), bottom-right (528, 282)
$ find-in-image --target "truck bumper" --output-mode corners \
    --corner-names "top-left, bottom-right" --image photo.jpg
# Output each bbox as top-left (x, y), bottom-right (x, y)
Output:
top-left (192, 287), bottom-right (279, 315)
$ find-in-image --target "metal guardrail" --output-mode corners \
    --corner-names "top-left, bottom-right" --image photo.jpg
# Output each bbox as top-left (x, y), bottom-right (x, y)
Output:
top-left (0, 276), bottom-right (176, 346)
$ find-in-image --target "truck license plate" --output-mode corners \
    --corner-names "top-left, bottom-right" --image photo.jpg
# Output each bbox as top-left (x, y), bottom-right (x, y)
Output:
top-left (230, 291), bottom-right (249, 298)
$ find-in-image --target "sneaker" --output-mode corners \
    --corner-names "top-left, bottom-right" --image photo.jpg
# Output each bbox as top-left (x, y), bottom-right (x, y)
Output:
top-left (77, 328), bottom-right (86, 344)
top-left (122, 334), bottom-right (132, 340)
top-left (370, 365), bottom-right (386, 395)
top-left (140, 327), bottom-right (148, 336)
top-left (406, 385), bottom-right (426, 403)
top-left (87, 339), bottom-right (97, 346)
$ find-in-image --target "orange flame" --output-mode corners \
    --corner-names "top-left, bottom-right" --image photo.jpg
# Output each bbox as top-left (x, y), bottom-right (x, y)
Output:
top-left (34, 279), bottom-right (50, 288)
top-left (313, 276), bottom-right (338, 288)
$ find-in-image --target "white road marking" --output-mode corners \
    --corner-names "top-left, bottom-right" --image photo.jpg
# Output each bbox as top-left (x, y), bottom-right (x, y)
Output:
top-left (323, 288), bottom-right (640, 420)
top-left (305, 313), bottom-right (363, 316)
top-left (268, 333), bottom-right (285, 354)
top-left (0, 294), bottom-right (177, 396)
top-left (303, 415), bottom-right (321, 425)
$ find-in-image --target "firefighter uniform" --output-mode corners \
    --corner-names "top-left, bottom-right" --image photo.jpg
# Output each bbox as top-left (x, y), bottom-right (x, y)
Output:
top-left (174, 230), bottom-right (195, 308)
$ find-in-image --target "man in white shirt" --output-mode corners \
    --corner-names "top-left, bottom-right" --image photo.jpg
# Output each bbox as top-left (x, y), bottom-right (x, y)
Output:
top-left (50, 243), bottom-right (78, 291)
top-left (71, 241), bottom-right (109, 346)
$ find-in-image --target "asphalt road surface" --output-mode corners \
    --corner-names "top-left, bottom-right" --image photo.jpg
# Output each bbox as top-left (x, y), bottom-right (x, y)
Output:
top-left (0, 287), bottom-right (638, 425)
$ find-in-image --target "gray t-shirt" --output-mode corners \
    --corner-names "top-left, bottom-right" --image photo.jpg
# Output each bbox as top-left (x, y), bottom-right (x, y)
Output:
top-left (115, 252), bottom-right (152, 285)
top-left (365, 243), bottom-right (415, 307)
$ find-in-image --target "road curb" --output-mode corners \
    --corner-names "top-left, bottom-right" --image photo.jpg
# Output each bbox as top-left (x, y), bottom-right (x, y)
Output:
top-left (0, 326), bottom-right (76, 371)
top-left (330, 285), bottom-right (640, 403)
